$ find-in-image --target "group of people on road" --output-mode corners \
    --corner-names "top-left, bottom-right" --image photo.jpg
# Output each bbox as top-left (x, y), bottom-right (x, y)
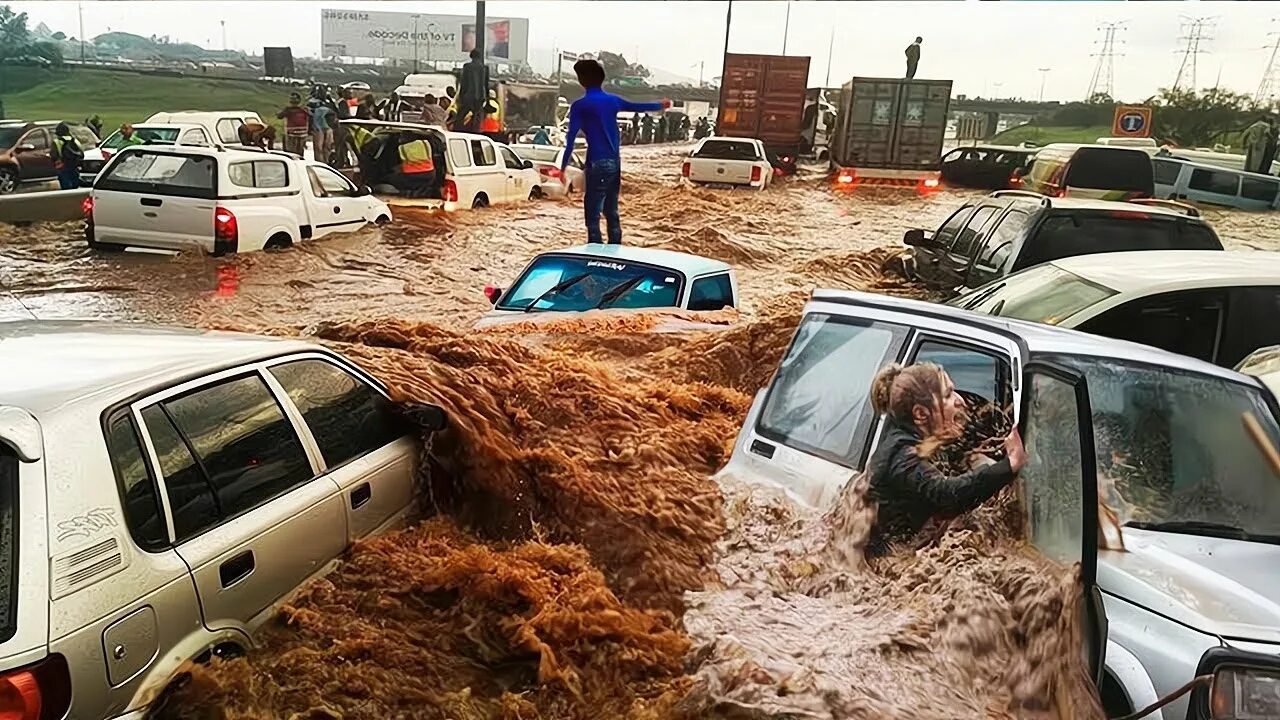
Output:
top-left (621, 111), bottom-right (702, 145)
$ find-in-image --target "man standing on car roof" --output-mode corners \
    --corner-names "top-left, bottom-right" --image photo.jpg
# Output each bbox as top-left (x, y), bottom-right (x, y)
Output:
top-left (561, 58), bottom-right (669, 244)
top-left (277, 93), bottom-right (311, 157)
top-left (1244, 116), bottom-right (1273, 174)
top-left (905, 36), bottom-right (922, 79)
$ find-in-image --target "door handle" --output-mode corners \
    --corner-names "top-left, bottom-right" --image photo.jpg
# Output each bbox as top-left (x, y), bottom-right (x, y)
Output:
top-left (351, 482), bottom-right (372, 509)
top-left (140, 198), bottom-right (162, 207)
top-left (218, 550), bottom-right (255, 588)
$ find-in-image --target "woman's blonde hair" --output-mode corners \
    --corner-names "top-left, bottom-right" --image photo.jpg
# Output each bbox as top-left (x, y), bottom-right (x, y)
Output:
top-left (870, 362), bottom-right (949, 428)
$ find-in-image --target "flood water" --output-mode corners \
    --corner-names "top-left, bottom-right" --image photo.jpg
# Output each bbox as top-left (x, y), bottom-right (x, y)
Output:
top-left (3, 145), bottom-right (1275, 719)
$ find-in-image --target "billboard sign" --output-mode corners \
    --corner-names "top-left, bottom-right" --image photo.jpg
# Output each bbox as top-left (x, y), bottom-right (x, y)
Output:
top-left (321, 9), bottom-right (529, 63)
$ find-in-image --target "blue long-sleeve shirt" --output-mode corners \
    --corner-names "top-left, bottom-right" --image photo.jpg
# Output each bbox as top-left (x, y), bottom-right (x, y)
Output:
top-left (562, 87), bottom-right (663, 170)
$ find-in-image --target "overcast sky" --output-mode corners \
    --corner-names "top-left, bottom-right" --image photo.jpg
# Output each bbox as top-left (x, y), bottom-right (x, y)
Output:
top-left (13, 1), bottom-right (1280, 102)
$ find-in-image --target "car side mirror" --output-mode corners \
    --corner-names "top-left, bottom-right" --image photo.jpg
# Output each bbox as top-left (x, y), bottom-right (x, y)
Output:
top-left (903, 228), bottom-right (928, 247)
top-left (15, 143), bottom-right (35, 152)
top-left (399, 402), bottom-right (448, 432)
top-left (483, 285), bottom-right (503, 305)
top-left (522, 160), bottom-right (533, 170)
top-left (356, 184), bottom-right (373, 196)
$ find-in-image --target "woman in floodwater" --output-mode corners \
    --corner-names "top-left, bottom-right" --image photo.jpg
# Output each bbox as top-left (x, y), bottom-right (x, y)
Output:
top-left (867, 362), bottom-right (1026, 554)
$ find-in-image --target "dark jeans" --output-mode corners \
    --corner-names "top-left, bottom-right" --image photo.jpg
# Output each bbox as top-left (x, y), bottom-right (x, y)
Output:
top-left (906, 60), bottom-right (918, 79)
top-left (584, 158), bottom-right (621, 244)
top-left (57, 167), bottom-right (79, 190)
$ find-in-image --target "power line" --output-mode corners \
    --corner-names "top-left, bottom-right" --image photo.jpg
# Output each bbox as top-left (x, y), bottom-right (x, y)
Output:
top-left (1173, 16), bottom-right (1217, 92)
top-left (1256, 24), bottom-right (1280, 105)
top-left (1086, 22), bottom-right (1125, 100)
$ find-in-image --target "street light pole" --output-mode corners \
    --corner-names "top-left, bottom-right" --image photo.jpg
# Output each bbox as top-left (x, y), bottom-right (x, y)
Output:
top-left (1038, 67), bottom-right (1050, 102)
top-left (716, 0), bottom-right (733, 133)
top-left (782, 1), bottom-right (791, 55)
top-left (78, 1), bottom-right (85, 63)
top-left (824, 27), bottom-right (835, 87)
top-left (220, 20), bottom-right (227, 52)
top-left (413, 15), bottom-right (420, 73)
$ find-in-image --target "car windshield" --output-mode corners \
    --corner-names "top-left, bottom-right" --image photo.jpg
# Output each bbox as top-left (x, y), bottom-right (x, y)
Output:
top-left (1054, 354), bottom-right (1280, 543)
top-left (102, 127), bottom-right (180, 149)
top-left (954, 264), bottom-right (1117, 324)
top-left (498, 255), bottom-right (684, 312)
top-left (694, 140), bottom-right (760, 161)
top-left (0, 126), bottom-right (23, 149)
top-left (513, 146), bottom-right (560, 163)
top-left (0, 444), bottom-right (16, 643)
top-left (1021, 212), bottom-right (1220, 267)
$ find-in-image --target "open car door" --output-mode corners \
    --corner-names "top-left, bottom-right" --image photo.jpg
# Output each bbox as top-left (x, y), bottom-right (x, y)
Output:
top-left (1018, 361), bottom-right (1107, 695)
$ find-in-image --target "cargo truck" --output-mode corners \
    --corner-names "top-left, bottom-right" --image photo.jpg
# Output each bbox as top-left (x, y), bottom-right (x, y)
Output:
top-left (716, 53), bottom-right (810, 174)
top-left (830, 77), bottom-right (952, 191)
top-left (496, 82), bottom-right (559, 139)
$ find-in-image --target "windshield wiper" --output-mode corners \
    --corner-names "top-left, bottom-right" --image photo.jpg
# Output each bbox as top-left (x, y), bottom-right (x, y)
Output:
top-left (1124, 520), bottom-right (1256, 541)
top-left (961, 281), bottom-right (1006, 311)
top-left (523, 272), bottom-right (590, 313)
top-left (594, 275), bottom-right (646, 310)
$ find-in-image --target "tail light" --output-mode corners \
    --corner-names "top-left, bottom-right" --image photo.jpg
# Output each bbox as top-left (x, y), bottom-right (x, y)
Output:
top-left (443, 179), bottom-right (459, 203)
top-left (538, 166), bottom-right (562, 180)
top-left (213, 206), bottom-right (238, 254)
top-left (918, 177), bottom-right (941, 194)
top-left (483, 285), bottom-right (501, 303)
top-left (836, 169), bottom-right (857, 185)
top-left (681, 161), bottom-right (691, 178)
top-left (81, 196), bottom-right (94, 218)
top-left (1008, 171), bottom-right (1022, 188)
top-left (750, 165), bottom-right (762, 183)
top-left (0, 655), bottom-right (71, 720)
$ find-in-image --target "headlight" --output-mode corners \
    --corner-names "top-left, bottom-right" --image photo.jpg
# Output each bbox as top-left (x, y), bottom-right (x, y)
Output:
top-left (1212, 666), bottom-right (1280, 719)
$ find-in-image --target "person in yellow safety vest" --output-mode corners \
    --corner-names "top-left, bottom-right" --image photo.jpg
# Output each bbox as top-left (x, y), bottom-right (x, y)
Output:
top-left (479, 89), bottom-right (503, 135)
top-left (395, 136), bottom-right (437, 197)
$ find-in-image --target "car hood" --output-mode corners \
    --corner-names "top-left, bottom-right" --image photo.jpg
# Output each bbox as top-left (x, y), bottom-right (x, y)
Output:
top-left (474, 307), bottom-right (738, 334)
top-left (1100, 527), bottom-right (1280, 643)
top-left (83, 148), bottom-right (105, 163)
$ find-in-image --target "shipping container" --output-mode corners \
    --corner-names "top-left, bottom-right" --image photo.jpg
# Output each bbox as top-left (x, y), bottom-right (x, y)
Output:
top-left (716, 53), bottom-right (811, 172)
top-left (499, 82), bottom-right (559, 134)
top-left (831, 77), bottom-right (952, 181)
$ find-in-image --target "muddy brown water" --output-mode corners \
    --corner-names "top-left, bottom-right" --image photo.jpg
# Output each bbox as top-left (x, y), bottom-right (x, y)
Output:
top-left (3, 146), bottom-right (1276, 718)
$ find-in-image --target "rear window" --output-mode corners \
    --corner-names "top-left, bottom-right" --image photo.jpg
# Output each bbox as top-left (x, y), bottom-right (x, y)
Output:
top-left (1022, 212), bottom-right (1221, 268)
top-left (1152, 159), bottom-right (1182, 186)
top-left (694, 140), bottom-right (761, 161)
top-left (0, 444), bottom-right (16, 643)
top-left (97, 152), bottom-right (217, 199)
top-left (103, 128), bottom-right (181, 150)
top-left (1242, 176), bottom-right (1280, 203)
top-left (1065, 148), bottom-right (1153, 194)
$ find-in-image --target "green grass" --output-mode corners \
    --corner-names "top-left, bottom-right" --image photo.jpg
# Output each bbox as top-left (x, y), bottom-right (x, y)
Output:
top-left (991, 124), bottom-right (1113, 146)
top-left (2, 67), bottom-right (292, 137)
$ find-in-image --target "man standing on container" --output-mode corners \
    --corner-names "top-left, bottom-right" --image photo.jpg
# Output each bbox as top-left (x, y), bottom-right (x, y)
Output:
top-left (905, 36), bottom-right (922, 79)
top-left (561, 58), bottom-right (669, 244)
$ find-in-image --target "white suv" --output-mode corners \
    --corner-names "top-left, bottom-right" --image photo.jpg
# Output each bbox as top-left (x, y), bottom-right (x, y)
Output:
top-left (86, 145), bottom-right (392, 254)
top-left (0, 321), bottom-right (445, 720)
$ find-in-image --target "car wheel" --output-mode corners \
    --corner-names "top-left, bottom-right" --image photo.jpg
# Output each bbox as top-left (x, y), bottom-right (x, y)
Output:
top-left (88, 239), bottom-right (126, 252)
top-left (375, 214), bottom-right (391, 226)
top-left (0, 167), bottom-right (17, 195)
top-left (472, 193), bottom-right (489, 209)
top-left (264, 232), bottom-right (293, 251)
top-left (529, 186), bottom-right (542, 201)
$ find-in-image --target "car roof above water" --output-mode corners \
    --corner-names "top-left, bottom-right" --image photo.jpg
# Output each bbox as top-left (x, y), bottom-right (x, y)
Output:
top-left (0, 321), bottom-right (315, 416)
top-left (1048, 250), bottom-right (1280, 294)
top-left (544, 244), bottom-right (733, 277)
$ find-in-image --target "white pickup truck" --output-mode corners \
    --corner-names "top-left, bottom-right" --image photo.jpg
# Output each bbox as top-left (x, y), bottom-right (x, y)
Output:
top-left (681, 136), bottom-right (773, 189)
top-left (86, 145), bottom-right (391, 255)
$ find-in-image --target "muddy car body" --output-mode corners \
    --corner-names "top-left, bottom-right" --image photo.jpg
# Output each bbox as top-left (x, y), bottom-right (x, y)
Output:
top-left (721, 289), bottom-right (1280, 719)
top-left (475, 244), bottom-right (738, 330)
top-left (904, 191), bottom-right (1223, 296)
top-left (0, 321), bottom-right (444, 720)
top-left (950, 250), bottom-right (1280, 370)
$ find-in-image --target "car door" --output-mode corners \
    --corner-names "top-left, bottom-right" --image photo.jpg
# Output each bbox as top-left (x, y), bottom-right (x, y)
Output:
top-left (134, 368), bottom-right (346, 634)
top-left (686, 273), bottom-right (736, 311)
top-left (16, 128), bottom-right (53, 181)
top-left (263, 354), bottom-right (418, 540)
top-left (468, 138), bottom-right (505, 206)
top-left (936, 204), bottom-right (1001, 291)
top-left (967, 206), bottom-right (1034, 289)
top-left (1076, 289), bottom-right (1227, 365)
top-left (498, 145), bottom-right (530, 202)
top-left (911, 204), bottom-right (975, 287)
top-left (304, 164), bottom-right (368, 238)
top-left (1217, 286), bottom-right (1280, 368)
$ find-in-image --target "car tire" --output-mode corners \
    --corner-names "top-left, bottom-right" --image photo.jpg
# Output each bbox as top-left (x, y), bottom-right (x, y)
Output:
top-left (529, 186), bottom-right (542, 201)
top-left (88, 239), bottom-right (126, 252)
top-left (264, 233), bottom-right (293, 251)
top-left (375, 214), bottom-right (391, 226)
top-left (472, 193), bottom-right (489, 209)
top-left (0, 167), bottom-right (17, 195)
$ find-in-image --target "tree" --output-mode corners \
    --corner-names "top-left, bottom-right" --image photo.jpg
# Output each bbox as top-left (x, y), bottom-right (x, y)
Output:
top-left (51, 30), bottom-right (65, 41)
top-left (594, 50), bottom-right (651, 82)
top-left (1150, 86), bottom-right (1259, 147)
top-left (0, 5), bottom-right (62, 64)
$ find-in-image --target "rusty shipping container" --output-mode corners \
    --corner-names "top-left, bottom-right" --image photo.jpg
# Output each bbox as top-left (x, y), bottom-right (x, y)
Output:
top-left (831, 77), bottom-right (953, 179)
top-left (716, 53), bottom-right (811, 170)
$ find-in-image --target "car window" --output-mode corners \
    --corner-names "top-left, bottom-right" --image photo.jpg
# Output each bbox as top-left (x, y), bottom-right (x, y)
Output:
top-left (913, 340), bottom-right (1008, 405)
top-left (963, 264), bottom-right (1117, 325)
top-left (1079, 289), bottom-right (1225, 363)
top-left (1021, 213), bottom-right (1219, 269)
top-left (499, 146), bottom-right (523, 170)
top-left (513, 146), bottom-right (560, 163)
top-left (1152, 159), bottom-right (1182, 186)
top-left (96, 152), bottom-right (217, 199)
top-left (309, 166), bottom-right (354, 196)
top-left (19, 129), bottom-right (48, 150)
top-left (105, 410), bottom-right (168, 551)
top-left (1188, 168), bottom-right (1240, 196)
top-left (1056, 355), bottom-right (1280, 541)
top-left (977, 208), bottom-right (1032, 268)
top-left (215, 118), bottom-right (242, 143)
top-left (687, 274), bottom-right (734, 311)
top-left (140, 404), bottom-right (219, 542)
top-left (694, 140), bottom-right (762, 161)
top-left (1020, 371), bottom-right (1086, 565)
top-left (499, 255), bottom-right (683, 312)
top-left (1241, 176), bottom-right (1280, 203)
top-left (269, 359), bottom-right (407, 469)
top-left (571, 152), bottom-right (585, 169)
top-left (950, 205), bottom-right (999, 259)
top-left (180, 128), bottom-right (210, 145)
top-left (1065, 147), bottom-right (1153, 194)
top-left (70, 125), bottom-right (99, 149)
top-left (942, 148), bottom-right (965, 163)
top-left (0, 445), bottom-right (16, 643)
top-left (933, 205), bottom-right (974, 247)
top-left (228, 160), bottom-right (288, 189)
top-left (1219, 286), bottom-right (1280, 368)
top-left (449, 138), bottom-right (472, 168)
top-left (471, 139), bottom-right (496, 167)
top-left (757, 315), bottom-right (909, 465)
top-left (160, 374), bottom-right (313, 526)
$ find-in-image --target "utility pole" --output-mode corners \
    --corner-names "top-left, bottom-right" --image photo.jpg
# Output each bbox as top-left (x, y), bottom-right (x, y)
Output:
top-left (1086, 22), bottom-right (1124, 100)
top-left (782, 1), bottom-right (792, 56)
top-left (1038, 67), bottom-right (1050, 102)
top-left (1173, 16), bottom-right (1216, 92)
top-left (1256, 26), bottom-right (1280, 105)
top-left (78, 1), bottom-right (85, 63)
top-left (412, 15), bottom-right (420, 73)
top-left (716, 0), bottom-right (733, 133)
top-left (824, 27), bottom-right (835, 88)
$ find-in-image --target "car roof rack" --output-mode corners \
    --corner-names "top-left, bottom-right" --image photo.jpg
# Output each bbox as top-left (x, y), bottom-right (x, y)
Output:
top-left (1126, 198), bottom-right (1201, 218)
top-left (989, 189), bottom-right (1052, 206)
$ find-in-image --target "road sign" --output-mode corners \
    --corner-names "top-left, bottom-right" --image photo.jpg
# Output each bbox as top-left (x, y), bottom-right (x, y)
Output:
top-left (1112, 105), bottom-right (1153, 138)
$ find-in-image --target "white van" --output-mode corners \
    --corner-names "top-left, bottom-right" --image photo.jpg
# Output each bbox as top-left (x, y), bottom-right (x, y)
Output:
top-left (145, 110), bottom-right (265, 145)
top-left (1095, 136), bottom-right (1158, 149)
top-left (1152, 155), bottom-right (1280, 211)
top-left (87, 145), bottom-right (391, 254)
top-left (340, 119), bottom-right (542, 211)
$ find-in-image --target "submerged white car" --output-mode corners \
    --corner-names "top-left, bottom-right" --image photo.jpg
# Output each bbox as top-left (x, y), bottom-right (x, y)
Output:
top-left (681, 136), bottom-right (773, 189)
top-left (475, 244), bottom-right (738, 329)
top-left (510, 144), bottom-right (585, 199)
